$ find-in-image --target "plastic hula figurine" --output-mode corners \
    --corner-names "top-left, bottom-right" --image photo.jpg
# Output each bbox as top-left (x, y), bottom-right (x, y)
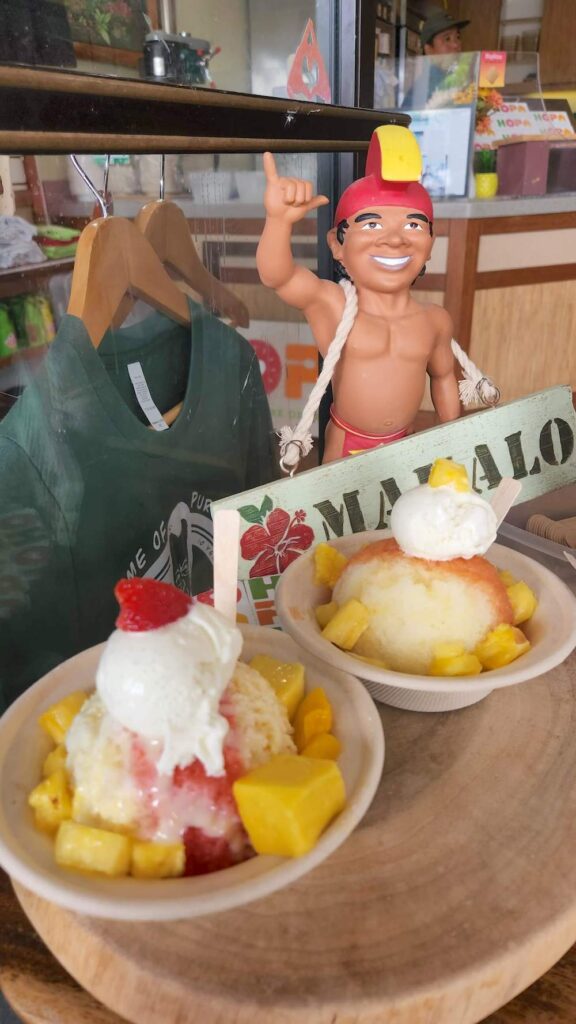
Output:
top-left (256, 125), bottom-right (498, 472)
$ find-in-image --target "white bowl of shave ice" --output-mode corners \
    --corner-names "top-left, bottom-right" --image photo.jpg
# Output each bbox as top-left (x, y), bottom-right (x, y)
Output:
top-left (276, 484), bottom-right (576, 715)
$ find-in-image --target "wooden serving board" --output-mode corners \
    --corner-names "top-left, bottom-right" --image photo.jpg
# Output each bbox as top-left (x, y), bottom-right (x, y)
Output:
top-left (14, 653), bottom-right (576, 1024)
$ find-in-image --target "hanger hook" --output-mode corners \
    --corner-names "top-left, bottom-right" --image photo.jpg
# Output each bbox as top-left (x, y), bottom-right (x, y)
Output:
top-left (159, 154), bottom-right (165, 201)
top-left (103, 154), bottom-right (111, 205)
top-left (69, 155), bottom-right (108, 218)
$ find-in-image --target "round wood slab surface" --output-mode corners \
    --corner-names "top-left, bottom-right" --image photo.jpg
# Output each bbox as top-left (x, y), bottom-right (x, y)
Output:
top-left (15, 653), bottom-right (576, 1024)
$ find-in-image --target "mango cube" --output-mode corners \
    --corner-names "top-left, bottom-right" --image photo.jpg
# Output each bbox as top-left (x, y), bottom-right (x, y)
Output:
top-left (315, 600), bottom-right (339, 630)
top-left (293, 687), bottom-right (333, 752)
top-left (506, 580), bottom-right (538, 625)
top-left (38, 691), bottom-right (88, 745)
top-left (313, 543), bottom-right (348, 589)
top-left (28, 768), bottom-right (72, 833)
top-left (429, 643), bottom-right (483, 677)
top-left (428, 458), bottom-right (470, 492)
top-left (499, 569), bottom-right (518, 588)
top-left (301, 733), bottom-right (342, 760)
top-left (233, 753), bottom-right (346, 857)
top-left (321, 598), bottom-right (370, 650)
top-left (55, 821), bottom-right (132, 876)
top-left (474, 623), bottom-right (531, 671)
top-left (249, 654), bottom-right (305, 721)
top-left (131, 840), bottom-right (185, 879)
top-left (42, 743), bottom-right (67, 777)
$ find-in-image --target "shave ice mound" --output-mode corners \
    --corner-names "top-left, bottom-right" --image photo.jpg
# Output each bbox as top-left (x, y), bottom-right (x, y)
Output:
top-left (316, 460), bottom-right (537, 678)
top-left (334, 539), bottom-right (512, 675)
top-left (29, 579), bottom-right (346, 880)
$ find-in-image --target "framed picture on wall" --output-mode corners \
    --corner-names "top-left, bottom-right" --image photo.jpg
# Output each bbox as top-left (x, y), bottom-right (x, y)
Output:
top-left (63, 0), bottom-right (159, 68)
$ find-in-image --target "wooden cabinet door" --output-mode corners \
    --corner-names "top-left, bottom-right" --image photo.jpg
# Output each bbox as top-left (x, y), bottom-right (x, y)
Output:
top-left (539, 0), bottom-right (576, 84)
top-left (447, 0), bottom-right (502, 53)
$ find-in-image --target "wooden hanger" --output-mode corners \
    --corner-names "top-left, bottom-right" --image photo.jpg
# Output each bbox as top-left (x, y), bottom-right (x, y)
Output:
top-left (129, 198), bottom-right (249, 328)
top-left (67, 156), bottom-right (192, 428)
top-left (68, 216), bottom-right (191, 349)
top-left (110, 199), bottom-right (250, 426)
top-left (68, 216), bottom-right (193, 428)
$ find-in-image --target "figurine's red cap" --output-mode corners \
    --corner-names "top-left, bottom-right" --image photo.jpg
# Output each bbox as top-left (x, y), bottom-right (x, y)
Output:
top-left (334, 124), bottom-right (433, 225)
top-left (335, 177), bottom-right (433, 225)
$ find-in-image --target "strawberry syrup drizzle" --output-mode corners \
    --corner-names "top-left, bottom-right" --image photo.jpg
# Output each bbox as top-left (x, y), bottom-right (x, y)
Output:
top-left (129, 705), bottom-right (253, 876)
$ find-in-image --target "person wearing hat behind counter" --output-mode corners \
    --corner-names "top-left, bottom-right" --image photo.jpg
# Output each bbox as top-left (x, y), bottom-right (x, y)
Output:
top-left (402, 8), bottom-right (470, 109)
top-left (422, 8), bottom-right (470, 55)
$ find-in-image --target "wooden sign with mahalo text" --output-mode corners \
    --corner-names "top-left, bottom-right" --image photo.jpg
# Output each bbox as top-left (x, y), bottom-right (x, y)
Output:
top-left (212, 387), bottom-right (576, 626)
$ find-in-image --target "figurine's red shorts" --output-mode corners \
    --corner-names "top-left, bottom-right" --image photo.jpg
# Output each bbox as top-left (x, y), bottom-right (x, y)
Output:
top-left (330, 406), bottom-right (409, 457)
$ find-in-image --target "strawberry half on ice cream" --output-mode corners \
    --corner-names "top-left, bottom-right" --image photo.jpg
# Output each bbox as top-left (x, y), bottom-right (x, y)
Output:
top-left (114, 577), bottom-right (192, 632)
top-left (65, 578), bottom-right (296, 876)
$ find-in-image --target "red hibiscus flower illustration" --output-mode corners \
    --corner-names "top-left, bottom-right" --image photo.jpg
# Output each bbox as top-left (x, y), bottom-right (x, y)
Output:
top-left (240, 508), bottom-right (314, 578)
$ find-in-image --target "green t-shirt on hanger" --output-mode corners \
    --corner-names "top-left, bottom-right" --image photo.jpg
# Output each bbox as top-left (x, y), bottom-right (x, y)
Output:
top-left (0, 299), bottom-right (277, 709)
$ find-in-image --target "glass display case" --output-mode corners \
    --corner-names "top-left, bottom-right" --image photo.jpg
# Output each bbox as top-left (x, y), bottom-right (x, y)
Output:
top-left (373, 48), bottom-right (574, 200)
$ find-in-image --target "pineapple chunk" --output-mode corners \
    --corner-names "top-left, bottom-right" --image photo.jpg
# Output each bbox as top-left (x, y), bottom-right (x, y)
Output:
top-left (249, 654), bottom-right (305, 721)
top-left (293, 687), bottom-right (333, 752)
top-left (475, 623), bottom-right (531, 671)
top-left (301, 733), bottom-right (342, 760)
top-left (42, 743), bottom-right (67, 777)
top-left (131, 840), bottom-right (185, 879)
top-left (506, 580), bottom-right (538, 625)
top-left (321, 598), bottom-right (370, 650)
top-left (55, 821), bottom-right (132, 876)
top-left (315, 600), bottom-right (339, 630)
top-left (428, 458), bottom-right (470, 492)
top-left (28, 769), bottom-right (72, 833)
top-left (313, 543), bottom-right (348, 589)
top-left (429, 642), bottom-right (483, 677)
top-left (39, 690), bottom-right (88, 745)
top-left (499, 569), bottom-right (518, 588)
top-left (233, 753), bottom-right (346, 857)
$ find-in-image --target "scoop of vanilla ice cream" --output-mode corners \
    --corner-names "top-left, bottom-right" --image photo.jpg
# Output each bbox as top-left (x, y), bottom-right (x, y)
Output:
top-left (391, 484), bottom-right (497, 560)
top-left (96, 602), bottom-right (242, 777)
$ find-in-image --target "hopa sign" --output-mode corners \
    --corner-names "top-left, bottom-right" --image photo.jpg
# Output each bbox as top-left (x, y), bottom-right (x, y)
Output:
top-left (213, 387), bottom-right (576, 592)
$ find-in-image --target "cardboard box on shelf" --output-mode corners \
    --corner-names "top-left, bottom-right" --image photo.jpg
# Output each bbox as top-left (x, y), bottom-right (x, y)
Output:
top-left (496, 139), bottom-right (550, 196)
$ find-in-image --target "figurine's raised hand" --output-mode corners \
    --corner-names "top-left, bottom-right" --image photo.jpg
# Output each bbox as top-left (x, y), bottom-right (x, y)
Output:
top-left (262, 152), bottom-right (329, 223)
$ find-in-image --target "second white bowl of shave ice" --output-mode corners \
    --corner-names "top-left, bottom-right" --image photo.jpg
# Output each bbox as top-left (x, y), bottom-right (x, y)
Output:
top-left (275, 531), bottom-right (576, 713)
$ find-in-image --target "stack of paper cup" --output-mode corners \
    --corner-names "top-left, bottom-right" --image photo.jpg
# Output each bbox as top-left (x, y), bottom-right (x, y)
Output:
top-left (526, 514), bottom-right (576, 548)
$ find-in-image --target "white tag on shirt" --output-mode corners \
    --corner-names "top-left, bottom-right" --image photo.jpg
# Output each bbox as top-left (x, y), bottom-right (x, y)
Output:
top-left (127, 361), bottom-right (169, 431)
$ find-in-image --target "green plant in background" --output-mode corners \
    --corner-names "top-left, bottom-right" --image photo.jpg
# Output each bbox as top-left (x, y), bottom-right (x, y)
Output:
top-left (474, 148), bottom-right (497, 174)
top-left (441, 53), bottom-right (476, 91)
top-left (425, 52), bottom-right (477, 108)
top-left (65, 0), bottom-right (147, 50)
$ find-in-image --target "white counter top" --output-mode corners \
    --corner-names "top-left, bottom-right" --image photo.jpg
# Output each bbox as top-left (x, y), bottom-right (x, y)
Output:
top-left (113, 193), bottom-right (576, 222)
top-left (433, 193), bottom-right (576, 219)
top-left (114, 198), bottom-right (264, 219)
